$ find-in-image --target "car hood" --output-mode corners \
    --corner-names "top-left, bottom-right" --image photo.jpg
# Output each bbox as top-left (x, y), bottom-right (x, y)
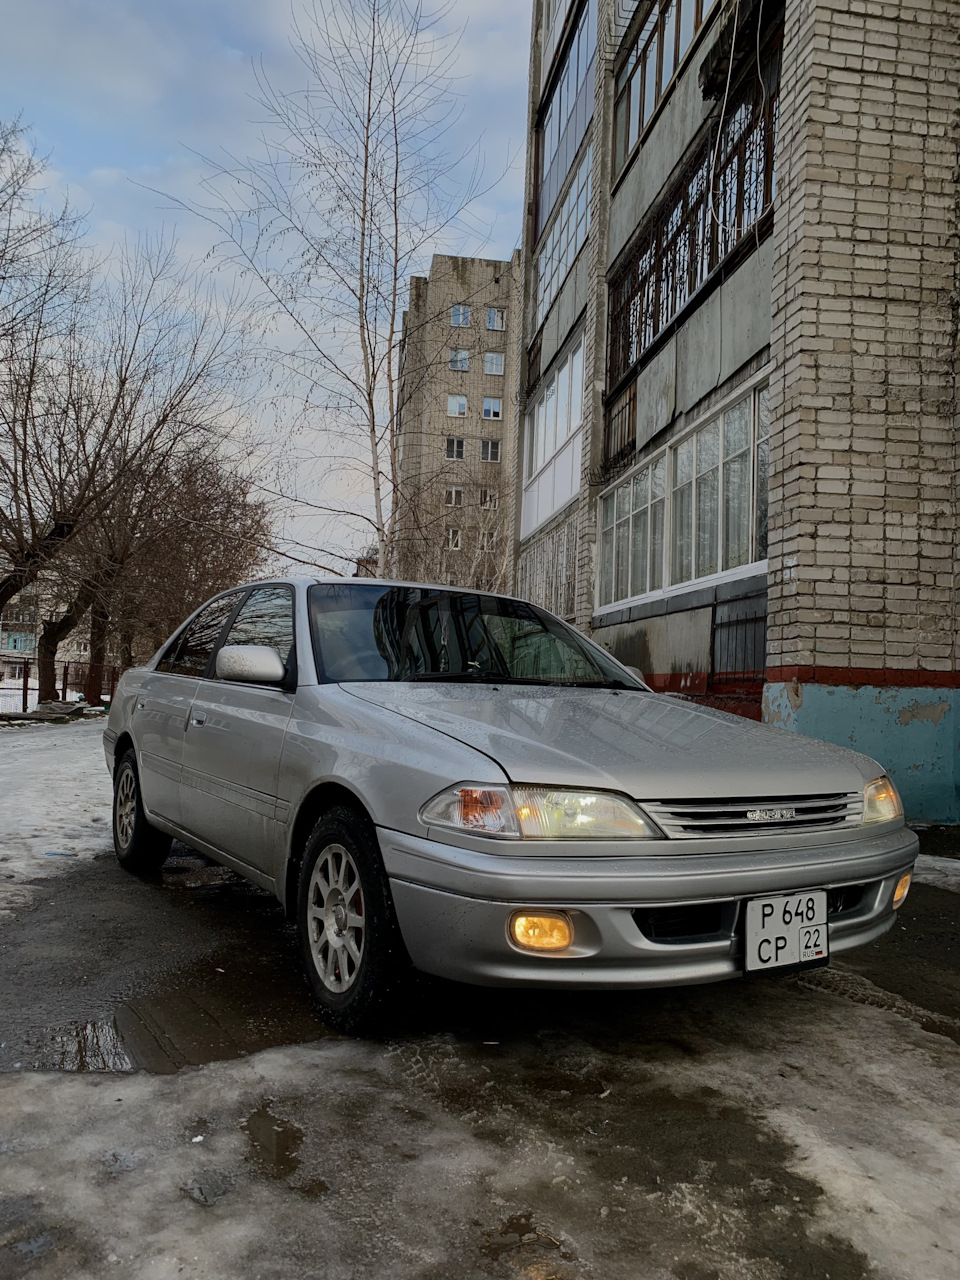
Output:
top-left (341, 684), bottom-right (881, 800)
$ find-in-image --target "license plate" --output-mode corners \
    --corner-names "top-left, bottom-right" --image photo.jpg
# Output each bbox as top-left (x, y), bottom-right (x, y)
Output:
top-left (744, 891), bottom-right (828, 972)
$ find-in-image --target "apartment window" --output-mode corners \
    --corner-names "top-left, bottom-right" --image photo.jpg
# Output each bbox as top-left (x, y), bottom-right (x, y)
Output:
top-left (598, 384), bottom-right (769, 606)
top-left (445, 486), bottom-right (463, 507)
top-left (483, 397), bottom-right (502, 420)
top-left (446, 528), bottom-right (462, 550)
top-left (481, 439), bottom-right (501, 463)
top-left (525, 338), bottom-right (584, 478)
top-left (608, 46), bottom-right (780, 386)
top-left (613, 0), bottom-right (721, 175)
top-left (445, 437), bottom-right (464, 460)
top-left (447, 395), bottom-right (467, 417)
top-left (479, 489), bottom-right (499, 509)
top-left (478, 530), bottom-right (497, 552)
top-left (451, 305), bottom-right (470, 327)
top-left (485, 352), bottom-right (505, 376)
top-left (486, 308), bottom-right (505, 331)
top-left (449, 348), bottom-right (469, 371)
top-left (536, 145), bottom-right (592, 327)
top-left (538, 1), bottom-right (597, 228)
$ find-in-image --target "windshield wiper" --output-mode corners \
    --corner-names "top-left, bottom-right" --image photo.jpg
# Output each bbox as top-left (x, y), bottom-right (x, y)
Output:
top-left (405, 672), bottom-right (636, 689)
top-left (407, 670), bottom-right (507, 682)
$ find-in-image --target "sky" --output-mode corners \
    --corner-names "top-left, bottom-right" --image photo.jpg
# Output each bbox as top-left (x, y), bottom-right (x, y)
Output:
top-left (0, 0), bottom-right (532, 571)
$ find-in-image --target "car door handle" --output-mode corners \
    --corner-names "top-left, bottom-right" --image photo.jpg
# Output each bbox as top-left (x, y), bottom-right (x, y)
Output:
top-left (191, 712), bottom-right (207, 726)
top-left (137, 700), bottom-right (145, 710)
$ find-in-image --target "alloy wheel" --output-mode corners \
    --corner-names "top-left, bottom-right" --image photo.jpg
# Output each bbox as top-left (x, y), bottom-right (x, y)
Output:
top-left (307, 843), bottom-right (365, 993)
top-left (115, 766), bottom-right (137, 851)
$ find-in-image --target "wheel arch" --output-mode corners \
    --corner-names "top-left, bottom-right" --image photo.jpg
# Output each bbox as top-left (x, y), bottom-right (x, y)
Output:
top-left (284, 781), bottom-right (375, 918)
top-left (113, 732), bottom-right (135, 776)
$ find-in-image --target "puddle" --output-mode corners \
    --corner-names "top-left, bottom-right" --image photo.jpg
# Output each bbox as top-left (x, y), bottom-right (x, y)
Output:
top-left (243, 1102), bottom-right (303, 1177)
top-left (4, 849), bottom-right (334, 1074)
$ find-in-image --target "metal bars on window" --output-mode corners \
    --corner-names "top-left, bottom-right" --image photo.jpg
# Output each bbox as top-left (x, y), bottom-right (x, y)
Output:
top-left (607, 51), bottom-right (780, 392)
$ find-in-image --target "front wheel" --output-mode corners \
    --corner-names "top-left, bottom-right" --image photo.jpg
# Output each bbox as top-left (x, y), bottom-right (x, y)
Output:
top-left (297, 806), bottom-right (413, 1034)
top-left (113, 750), bottom-right (171, 874)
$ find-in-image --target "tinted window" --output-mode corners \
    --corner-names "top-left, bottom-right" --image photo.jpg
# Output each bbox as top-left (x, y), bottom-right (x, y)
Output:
top-left (160, 593), bottom-right (243, 677)
top-left (308, 584), bottom-right (640, 688)
top-left (219, 587), bottom-right (295, 675)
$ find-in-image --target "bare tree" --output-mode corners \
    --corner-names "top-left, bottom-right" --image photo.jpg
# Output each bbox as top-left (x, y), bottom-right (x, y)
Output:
top-left (184, 0), bottom-right (489, 574)
top-left (0, 231), bottom-right (250, 613)
top-left (0, 118), bottom-right (86, 347)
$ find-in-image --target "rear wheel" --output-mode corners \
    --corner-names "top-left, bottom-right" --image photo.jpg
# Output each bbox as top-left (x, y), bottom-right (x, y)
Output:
top-left (113, 750), bottom-right (171, 874)
top-left (297, 805), bottom-right (412, 1034)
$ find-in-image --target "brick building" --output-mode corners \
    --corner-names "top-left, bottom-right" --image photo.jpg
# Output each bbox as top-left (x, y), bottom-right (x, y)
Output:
top-left (516, 0), bottom-right (960, 820)
top-left (394, 253), bottom-right (521, 590)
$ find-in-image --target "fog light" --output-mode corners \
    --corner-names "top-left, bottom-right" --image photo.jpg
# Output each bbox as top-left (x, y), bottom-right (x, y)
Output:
top-left (893, 872), bottom-right (912, 910)
top-left (509, 911), bottom-right (573, 952)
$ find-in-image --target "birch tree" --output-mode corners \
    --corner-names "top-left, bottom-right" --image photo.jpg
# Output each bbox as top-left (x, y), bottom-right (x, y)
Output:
top-left (190, 0), bottom-right (486, 574)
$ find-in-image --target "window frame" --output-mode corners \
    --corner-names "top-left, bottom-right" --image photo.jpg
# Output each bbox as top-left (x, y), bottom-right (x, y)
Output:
top-left (449, 348), bottom-right (469, 371)
top-left (451, 304), bottom-right (471, 327)
top-left (445, 436), bottom-right (465, 460)
top-left (596, 377), bottom-right (770, 612)
top-left (446, 527), bottom-right (462, 551)
top-left (481, 439), bottom-right (502, 463)
top-left (155, 590), bottom-right (247, 679)
top-left (444, 486), bottom-right (463, 507)
top-left (447, 394), bottom-right (468, 418)
top-left (483, 397), bottom-right (503, 420)
top-left (213, 584), bottom-right (298, 690)
top-left (484, 352), bottom-right (505, 376)
top-left (613, 0), bottom-right (721, 181)
top-left (486, 308), bottom-right (506, 331)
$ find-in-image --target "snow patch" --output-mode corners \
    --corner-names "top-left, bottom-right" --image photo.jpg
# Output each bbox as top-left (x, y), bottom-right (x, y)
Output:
top-left (0, 721), bottom-right (112, 918)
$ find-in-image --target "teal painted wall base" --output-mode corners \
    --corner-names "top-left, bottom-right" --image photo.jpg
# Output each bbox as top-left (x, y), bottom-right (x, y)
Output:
top-left (762, 682), bottom-right (960, 824)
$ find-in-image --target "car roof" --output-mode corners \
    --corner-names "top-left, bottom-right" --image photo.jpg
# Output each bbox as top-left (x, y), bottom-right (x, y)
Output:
top-left (236, 575), bottom-right (530, 605)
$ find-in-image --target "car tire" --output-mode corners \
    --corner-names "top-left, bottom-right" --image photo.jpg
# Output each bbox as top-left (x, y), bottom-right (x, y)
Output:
top-left (297, 805), bottom-right (413, 1035)
top-left (112, 749), bottom-right (172, 874)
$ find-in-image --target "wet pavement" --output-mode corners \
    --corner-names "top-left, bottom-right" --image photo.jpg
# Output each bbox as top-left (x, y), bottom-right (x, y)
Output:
top-left (1, 841), bottom-right (959, 1279)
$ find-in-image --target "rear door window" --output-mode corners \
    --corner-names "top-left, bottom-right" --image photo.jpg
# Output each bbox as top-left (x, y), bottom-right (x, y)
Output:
top-left (218, 586), bottom-right (296, 677)
top-left (159, 593), bottom-right (244, 677)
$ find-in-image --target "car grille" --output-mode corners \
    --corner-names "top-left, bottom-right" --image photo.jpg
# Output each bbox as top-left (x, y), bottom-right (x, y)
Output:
top-left (641, 792), bottom-right (863, 839)
top-left (632, 901), bottom-right (733, 943)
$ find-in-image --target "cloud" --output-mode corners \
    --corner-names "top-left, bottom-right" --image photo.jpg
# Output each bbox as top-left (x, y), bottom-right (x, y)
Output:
top-left (1, 0), bottom-right (533, 563)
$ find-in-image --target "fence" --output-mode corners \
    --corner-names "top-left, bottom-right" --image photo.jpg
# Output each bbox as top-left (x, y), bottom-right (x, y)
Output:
top-left (0, 659), bottom-right (122, 715)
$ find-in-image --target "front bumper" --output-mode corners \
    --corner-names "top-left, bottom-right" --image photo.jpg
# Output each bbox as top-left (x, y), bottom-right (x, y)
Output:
top-left (379, 825), bottom-right (918, 988)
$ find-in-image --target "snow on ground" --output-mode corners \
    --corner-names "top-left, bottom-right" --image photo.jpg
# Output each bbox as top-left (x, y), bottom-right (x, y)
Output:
top-left (914, 853), bottom-right (960, 895)
top-left (0, 720), bottom-right (113, 918)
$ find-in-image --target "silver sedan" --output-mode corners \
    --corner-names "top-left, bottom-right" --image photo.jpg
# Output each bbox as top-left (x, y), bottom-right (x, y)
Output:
top-left (104, 578), bottom-right (918, 1032)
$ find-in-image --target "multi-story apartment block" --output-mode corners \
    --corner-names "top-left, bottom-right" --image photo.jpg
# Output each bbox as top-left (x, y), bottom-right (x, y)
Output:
top-left (395, 253), bottom-right (520, 590)
top-left (517, 0), bottom-right (960, 821)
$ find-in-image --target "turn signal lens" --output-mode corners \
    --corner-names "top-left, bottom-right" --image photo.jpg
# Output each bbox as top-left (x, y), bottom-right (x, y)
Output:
top-left (862, 776), bottom-right (903, 825)
top-left (509, 911), bottom-right (573, 952)
top-left (893, 872), bottom-right (912, 909)
top-left (419, 784), bottom-right (519, 836)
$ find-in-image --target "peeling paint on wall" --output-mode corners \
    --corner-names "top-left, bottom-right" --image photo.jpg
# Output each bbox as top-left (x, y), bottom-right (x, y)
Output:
top-left (897, 700), bottom-right (951, 727)
top-left (762, 682), bottom-right (960, 824)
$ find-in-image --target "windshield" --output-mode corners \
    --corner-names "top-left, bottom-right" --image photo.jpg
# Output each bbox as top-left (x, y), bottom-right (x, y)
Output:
top-left (308, 584), bottom-right (642, 688)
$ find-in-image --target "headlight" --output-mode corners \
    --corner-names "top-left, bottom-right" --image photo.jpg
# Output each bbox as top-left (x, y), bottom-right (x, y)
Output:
top-left (419, 783), bottom-right (660, 840)
top-left (862, 775), bottom-right (903, 824)
top-left (513, 787), bottom-right (657, 839)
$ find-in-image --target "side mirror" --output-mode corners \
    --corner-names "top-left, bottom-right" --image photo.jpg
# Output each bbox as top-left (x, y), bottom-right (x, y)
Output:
top-left (216, 644), bottom-right (287, 685)
top-left (623, 664), bottom-right (644, 681)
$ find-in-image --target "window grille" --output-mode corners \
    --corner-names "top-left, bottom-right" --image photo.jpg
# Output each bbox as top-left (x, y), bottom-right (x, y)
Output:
top-left (607, 47), bottom-right (780, 391)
